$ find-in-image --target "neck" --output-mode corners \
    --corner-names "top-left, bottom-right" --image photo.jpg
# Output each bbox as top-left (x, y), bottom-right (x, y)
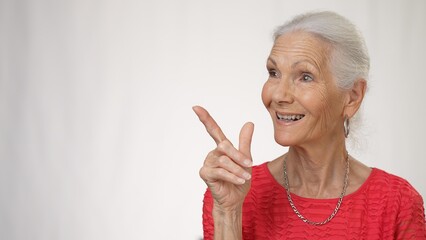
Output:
top-left (285, 138), bottom-right (348, 199)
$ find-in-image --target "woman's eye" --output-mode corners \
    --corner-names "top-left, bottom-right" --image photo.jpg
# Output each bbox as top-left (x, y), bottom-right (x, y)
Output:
top-left (301, 73), bottom-right (313, 82)
top-left (268, 70), bottom-right (278, 78)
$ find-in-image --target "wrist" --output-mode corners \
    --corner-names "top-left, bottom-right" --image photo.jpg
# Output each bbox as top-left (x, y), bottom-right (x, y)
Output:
top-left (213, 203), bottom-right (243, 216)
top-left (212, 205), bottom-right (243, 240)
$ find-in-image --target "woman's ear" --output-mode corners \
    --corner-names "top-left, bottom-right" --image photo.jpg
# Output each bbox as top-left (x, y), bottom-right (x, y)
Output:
top-left (344, 79), bottom-right (367, 118)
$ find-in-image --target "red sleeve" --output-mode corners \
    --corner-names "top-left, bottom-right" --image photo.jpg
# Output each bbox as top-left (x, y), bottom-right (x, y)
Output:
top-left (395, 182), bottom-right (426, 239)
top-left (202, 189), bottom-right (214, 240)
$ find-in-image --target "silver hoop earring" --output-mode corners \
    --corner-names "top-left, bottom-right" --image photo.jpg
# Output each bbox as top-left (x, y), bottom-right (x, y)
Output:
top-left (343, 115), bottom-right (350, 138)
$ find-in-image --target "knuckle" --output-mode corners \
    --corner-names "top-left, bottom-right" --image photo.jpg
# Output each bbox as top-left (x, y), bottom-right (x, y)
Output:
top-left (217, 141), bottom-right (227, 152)
top-left (205, 152), bottom-right (214, 161)
top-left (217, 156), bottom-right (227, 165)
top-left (199, 167), bottom-right (213, 183)
top-left (199, 167), bottom-right (206, 178)
top-left (216, 168), bottom-right (227, 177)
top-left (205, 150), bottom-right (220, 164)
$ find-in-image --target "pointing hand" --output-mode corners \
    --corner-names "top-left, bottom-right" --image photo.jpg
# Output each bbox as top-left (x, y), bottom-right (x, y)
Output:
top-left (193, 106), bottom-right (254, 211)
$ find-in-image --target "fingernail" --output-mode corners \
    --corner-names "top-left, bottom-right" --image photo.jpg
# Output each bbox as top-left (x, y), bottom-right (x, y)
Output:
top-left (243, 160), bottom-right (252, 167)
top-left (238, 178), bottom-right (246, 184)
top-left (243, 172), bottom-right (251, 180)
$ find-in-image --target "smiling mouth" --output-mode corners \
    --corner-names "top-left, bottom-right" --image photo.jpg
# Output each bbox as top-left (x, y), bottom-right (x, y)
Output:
top-left (276, 112), bottom-right (305, 122)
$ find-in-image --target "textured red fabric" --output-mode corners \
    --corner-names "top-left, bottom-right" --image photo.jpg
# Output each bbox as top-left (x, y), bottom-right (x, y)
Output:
top-left (203, 163), bottom-right (426, 239)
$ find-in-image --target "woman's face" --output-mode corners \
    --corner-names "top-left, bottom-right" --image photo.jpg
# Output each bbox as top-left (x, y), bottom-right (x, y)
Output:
top-left (262, 31), bottom-right (347, 147)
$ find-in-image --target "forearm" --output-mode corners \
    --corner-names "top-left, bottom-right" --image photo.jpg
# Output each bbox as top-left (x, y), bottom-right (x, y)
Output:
top-left (213, 205), bottom-right (243, 240)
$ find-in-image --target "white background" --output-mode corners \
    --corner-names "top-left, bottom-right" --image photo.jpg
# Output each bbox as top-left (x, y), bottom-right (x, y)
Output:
top-left (1, 0), bottom-right (425, 239)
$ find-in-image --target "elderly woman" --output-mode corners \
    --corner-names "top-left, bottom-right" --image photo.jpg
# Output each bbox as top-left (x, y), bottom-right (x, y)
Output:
top-left (193, 11), bottom-right (425, 239)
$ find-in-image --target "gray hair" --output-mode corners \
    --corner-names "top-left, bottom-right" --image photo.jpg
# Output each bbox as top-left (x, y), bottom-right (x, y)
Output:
top-left (273, 11), bottom-right (370, 90)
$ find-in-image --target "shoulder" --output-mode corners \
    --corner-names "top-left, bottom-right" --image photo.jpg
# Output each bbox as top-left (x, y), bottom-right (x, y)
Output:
top-left (371, 168), bottom-right (426, 238)
top-left (368, 168), bottom-right (425, 220)
top-left (370, 168), bottom-right (422, 200)
top-left (352, 167), bottom-right (424, 216)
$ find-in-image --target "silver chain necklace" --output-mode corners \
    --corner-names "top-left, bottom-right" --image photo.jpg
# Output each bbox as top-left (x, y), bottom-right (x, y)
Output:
top-left (282, 152), bottom-right (350, 226)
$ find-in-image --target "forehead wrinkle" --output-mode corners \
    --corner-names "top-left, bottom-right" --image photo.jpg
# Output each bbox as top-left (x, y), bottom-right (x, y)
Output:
top-left (270, 46), bottom-right (326, 73)
top-left (270, 33), bottom-right (331, 75)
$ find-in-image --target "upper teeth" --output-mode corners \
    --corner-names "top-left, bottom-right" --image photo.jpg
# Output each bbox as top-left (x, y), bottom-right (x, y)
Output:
top-left (277, 113), bottom-right (304, 120)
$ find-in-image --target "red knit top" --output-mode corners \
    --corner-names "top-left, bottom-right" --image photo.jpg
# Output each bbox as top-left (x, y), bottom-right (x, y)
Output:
top-left (202, 163), bottom-right (426, 239)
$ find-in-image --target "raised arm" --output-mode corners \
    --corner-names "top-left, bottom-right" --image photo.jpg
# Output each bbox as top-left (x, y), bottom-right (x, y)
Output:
top-left (193, 106), bottom-right (254, 240)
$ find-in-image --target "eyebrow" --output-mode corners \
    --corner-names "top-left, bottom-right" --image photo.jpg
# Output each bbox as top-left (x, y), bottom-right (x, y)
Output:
top-left (268, 57), bottom-right (318, 70)
top-left (266, 57), bottom-right (277, 67)
top-left (291, 60), bottom-right (316, 69)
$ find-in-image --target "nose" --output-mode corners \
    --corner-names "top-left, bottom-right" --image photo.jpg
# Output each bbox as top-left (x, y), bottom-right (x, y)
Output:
top-left (272, 77), bottom-right (294, 105)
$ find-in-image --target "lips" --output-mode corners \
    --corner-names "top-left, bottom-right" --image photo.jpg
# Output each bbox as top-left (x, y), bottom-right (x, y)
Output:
top-left (276, 112), bottom-right (305, 122)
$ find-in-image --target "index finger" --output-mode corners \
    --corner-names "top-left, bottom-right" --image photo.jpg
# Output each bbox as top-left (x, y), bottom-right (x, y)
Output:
top-left (192, 106), bottom-right (228, 145)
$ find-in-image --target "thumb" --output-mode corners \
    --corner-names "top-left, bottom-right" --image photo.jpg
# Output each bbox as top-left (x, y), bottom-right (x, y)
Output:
top-left (239, 122), bottom-right (254, 161)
